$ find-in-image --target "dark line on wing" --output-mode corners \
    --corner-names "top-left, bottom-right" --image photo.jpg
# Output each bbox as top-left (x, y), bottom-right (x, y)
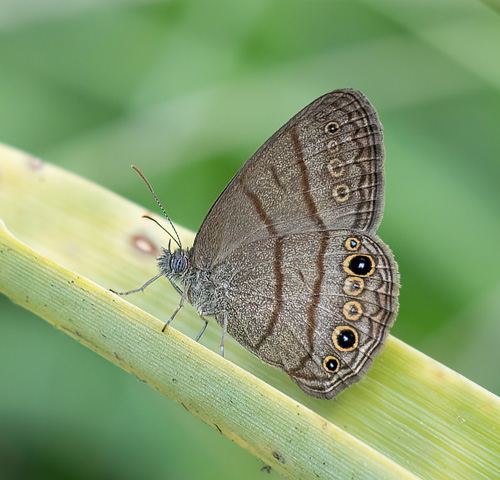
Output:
top-left (290, 128), bottom-right (326, 230)
top-left (288, 230), bottom-right (330, 379)
top-left (241, 183), bottom-right (277, 235)
top-left (241, 183), bottom-right (283, 350)
top-left (291, 126), bottom-right (329, 354)
top-left (270, 165), bottom-right (285, 191)
top-left (252, 235), bottom-right (285, 351)
top-left (307, 230), bottom-right (329, 347)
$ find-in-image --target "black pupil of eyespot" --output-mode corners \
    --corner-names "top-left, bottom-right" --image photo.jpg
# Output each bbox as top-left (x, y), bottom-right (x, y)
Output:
top-left (328, 123), bottom-right (337, 132)
top-left (350, 239), bottom-right (357, 248)
top-left (337, 329), bottom-right (356, 349)
top-left (326, 358), bottom-right (339, 371)
top-left (349, 255), bottom-right (372, 275)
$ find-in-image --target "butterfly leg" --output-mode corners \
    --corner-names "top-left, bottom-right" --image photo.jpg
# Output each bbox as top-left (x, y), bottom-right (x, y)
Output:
top-left (161, 295), bottom-right (185, 333)
top-left (168, 278), bottom-right (183, 296)
top-left (220, 311), bottom-right (228, 357)
top-left (195, 317), bottom-right (209, 342)
top-left (110, 273), bottom-right (163, 295)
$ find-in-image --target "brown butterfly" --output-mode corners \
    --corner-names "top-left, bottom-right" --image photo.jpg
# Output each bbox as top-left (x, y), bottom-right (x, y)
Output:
top-left (115, 89), bottom-right (400, 399)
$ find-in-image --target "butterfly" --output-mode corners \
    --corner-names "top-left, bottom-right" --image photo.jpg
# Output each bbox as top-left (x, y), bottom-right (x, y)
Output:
top-left (115, 89), bottom-right (399, 399)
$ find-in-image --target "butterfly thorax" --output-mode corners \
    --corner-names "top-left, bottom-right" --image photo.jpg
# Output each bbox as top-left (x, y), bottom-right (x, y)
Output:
top-left (187, 271), bottom-right (223, 317)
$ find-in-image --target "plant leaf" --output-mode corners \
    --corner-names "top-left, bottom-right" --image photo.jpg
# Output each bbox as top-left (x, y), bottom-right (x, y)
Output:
top-left (1, 143), bottom-right (499, 479)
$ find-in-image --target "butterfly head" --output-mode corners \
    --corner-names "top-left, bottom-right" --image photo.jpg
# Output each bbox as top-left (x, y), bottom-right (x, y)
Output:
top-left (157, 247), bottom-right (191, 281)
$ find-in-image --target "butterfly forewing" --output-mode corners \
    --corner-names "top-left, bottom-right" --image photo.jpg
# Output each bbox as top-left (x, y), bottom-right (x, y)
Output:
top-left (192, 89), bottom-right (384, 267)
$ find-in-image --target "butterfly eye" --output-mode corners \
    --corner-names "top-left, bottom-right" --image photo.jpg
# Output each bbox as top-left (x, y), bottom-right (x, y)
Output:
top-left (343, 254), bottom-right (375, 277)
top-left (171, 254), bottom-right (188, 273)
top-left (333, 326), bottom-right (359, 352)
top-left (325, 121), bottom-right (340, 134)
top-left (323, 356), bottom-right (340, 373)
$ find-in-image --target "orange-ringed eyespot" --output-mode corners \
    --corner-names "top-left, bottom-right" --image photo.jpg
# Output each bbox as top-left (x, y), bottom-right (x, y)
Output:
top-left (345, 237), bottom-right (360, 251)
top-left (325, 121), bottom-right (339, 134)
top-left (343, 254), bottom-right (375, 277)
top-left (323, 356), bottom-right (340, 373)
top-left (333, 326), bottom-right (358, 352)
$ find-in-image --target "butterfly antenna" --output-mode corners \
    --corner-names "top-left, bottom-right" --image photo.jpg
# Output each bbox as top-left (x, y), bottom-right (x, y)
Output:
top-left (131, 165), bottom-right (182, 249)
top-left (142, 215), bottom-right (180, 249)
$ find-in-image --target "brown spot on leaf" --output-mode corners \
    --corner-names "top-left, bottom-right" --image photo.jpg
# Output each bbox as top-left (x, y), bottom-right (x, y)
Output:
top-left (131, 235), bottom-right (158, 256)
top-left (27, 156), bottom-right (43, 170)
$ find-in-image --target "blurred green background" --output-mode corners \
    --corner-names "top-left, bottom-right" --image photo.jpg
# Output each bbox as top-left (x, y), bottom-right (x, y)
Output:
top-left (1, 0), bottom-right (500, 478)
